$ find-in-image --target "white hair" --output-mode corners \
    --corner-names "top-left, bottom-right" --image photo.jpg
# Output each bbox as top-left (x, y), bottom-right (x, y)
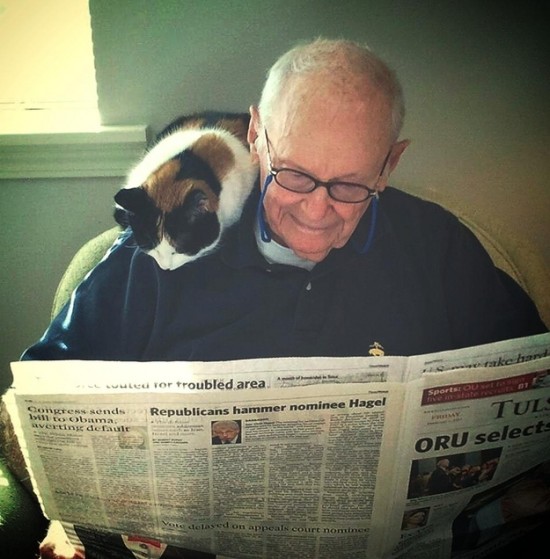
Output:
top-left (258, 38), bottom-right (405, 141)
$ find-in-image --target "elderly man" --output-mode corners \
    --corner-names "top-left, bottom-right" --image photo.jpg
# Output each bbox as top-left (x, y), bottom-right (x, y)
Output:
top-left (17, 38), bottom-right (547, 558)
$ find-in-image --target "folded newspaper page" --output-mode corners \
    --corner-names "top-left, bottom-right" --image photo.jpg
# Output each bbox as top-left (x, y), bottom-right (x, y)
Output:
top-left (5, 333), bottom-right (550, 559)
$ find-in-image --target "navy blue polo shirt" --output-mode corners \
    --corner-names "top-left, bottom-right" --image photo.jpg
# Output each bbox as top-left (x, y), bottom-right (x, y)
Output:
top-left (21, 187), bottom-right (546, 367)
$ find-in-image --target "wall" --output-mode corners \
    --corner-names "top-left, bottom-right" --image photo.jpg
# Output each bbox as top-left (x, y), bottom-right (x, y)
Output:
top-left (1, 1), bottom-right (548, 388)
top-left (0, 124), bottom-right (146, 391)
top-left (90, 0), bottom-right (548, 257)
top-left (0, 176), bottom-right (123, 388)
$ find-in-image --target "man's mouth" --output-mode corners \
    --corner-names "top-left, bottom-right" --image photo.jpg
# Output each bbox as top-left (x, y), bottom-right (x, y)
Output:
top-left (291, 215), bottom-right (334, 233)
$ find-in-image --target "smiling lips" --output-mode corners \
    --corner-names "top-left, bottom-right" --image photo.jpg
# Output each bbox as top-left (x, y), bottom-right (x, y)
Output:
top-left (291, 215), bottom-right (336, 233)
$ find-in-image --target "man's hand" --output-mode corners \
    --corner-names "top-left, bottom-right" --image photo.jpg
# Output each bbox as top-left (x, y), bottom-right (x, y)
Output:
top-left (39, 521), bottom-right (86, 559)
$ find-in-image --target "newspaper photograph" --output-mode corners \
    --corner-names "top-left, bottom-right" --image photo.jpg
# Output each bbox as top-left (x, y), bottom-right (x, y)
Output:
top-left (5, 332), bottom-right (550, 558)
top-left (389, 356), bottom-right (550, 559)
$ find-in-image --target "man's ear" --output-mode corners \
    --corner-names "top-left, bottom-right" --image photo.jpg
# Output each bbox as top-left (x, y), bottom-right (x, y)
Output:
top-left (378, 139), bottom-right (410, 191)
top-left (247, 105), bottom-right (261, 162)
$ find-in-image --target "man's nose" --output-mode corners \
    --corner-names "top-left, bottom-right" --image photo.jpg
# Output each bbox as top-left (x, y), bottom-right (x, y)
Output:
top-left (302, 185), bottom-right (332, 219)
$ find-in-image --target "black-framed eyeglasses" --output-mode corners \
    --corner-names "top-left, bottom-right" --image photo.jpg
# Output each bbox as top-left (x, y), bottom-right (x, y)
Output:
top-left (264, 129), bottom-right (390, 204)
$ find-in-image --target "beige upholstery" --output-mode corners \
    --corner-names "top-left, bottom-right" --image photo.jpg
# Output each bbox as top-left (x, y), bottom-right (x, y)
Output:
top-left (51, 226), bottom-right (122, 319)
top-left (51, 194), bottom-right (550, 328)
top-left (409, 187), bottom-right (549, 329)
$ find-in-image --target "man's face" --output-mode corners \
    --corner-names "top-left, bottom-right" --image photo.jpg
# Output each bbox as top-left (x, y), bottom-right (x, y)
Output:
top-left (250, 77), bottom-right (405, 262)
top-left (214, 425), bottom-right (239, 442)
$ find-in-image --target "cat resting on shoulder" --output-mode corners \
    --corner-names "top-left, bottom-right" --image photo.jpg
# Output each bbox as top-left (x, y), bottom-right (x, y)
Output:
top-left (114, 111), bottom-right (258, 270)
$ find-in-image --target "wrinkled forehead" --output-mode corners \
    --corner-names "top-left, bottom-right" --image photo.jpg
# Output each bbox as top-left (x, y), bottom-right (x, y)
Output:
top-left (267, 74), bottom-right (393, 161)
top-left (263, 78), bottom-right (392, 178)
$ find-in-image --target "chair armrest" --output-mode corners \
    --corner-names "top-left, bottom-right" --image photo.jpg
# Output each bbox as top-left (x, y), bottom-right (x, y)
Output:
top-left (51, 226), bottom-right (122, 319)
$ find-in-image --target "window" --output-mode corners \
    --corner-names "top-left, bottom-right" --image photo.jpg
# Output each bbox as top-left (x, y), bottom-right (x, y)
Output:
top-left (0, 0), bottom-right (100, 133)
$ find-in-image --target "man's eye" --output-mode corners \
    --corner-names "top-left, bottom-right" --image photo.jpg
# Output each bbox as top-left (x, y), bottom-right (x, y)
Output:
top-left (278, 169), bottom-right (312, 187)
top-left (333, 182), bottom-right (363, 192)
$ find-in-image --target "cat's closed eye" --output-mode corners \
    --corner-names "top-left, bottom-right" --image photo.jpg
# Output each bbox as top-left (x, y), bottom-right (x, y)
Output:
top-left (165, 190), bottom-right (220, 256)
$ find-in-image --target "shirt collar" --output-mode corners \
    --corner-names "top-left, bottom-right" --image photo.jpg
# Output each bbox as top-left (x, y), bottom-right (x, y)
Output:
top-left (254, 221), bottom-right (316, 270)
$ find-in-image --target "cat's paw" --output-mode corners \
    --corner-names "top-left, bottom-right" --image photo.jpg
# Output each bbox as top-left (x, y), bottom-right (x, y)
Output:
top-left (39, 521), bottom-right (85, 559)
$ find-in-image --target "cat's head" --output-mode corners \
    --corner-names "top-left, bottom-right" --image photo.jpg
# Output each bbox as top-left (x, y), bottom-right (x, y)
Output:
top-left (115, 125), bottom-right (257, 270)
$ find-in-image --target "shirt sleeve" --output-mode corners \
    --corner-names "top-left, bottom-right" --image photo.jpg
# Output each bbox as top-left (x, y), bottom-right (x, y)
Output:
top-left (20, 230), bottom-right (161, 363)
top-left (441, 218), bottom-right (547, 347)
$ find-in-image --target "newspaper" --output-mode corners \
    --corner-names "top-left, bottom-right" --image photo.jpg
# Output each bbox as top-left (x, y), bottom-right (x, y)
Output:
top-left (5, 332), bottom-right (550, 559)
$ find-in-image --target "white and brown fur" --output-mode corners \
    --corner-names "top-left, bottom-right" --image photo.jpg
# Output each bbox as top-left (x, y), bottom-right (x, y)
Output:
top-left (114, 112), bottom-right (258, 270)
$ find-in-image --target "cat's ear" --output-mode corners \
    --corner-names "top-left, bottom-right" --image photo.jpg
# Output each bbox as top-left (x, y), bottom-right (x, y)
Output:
top-left (114, 187), bottom-right (156, 227)
top-left (114, 205), bottom-right (130, 227)
top-left (114, 187), bottom-right (151, 213)
top-left (187, 188), bottom-right (214, 217)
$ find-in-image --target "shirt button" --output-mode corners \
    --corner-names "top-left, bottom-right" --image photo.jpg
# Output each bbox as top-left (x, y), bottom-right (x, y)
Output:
top-left (305, 282), bottom-right (312, 291)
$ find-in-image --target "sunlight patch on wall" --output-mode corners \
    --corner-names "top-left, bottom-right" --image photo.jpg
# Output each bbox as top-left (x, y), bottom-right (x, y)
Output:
top-left (0, 0), bottom-right (100, 133)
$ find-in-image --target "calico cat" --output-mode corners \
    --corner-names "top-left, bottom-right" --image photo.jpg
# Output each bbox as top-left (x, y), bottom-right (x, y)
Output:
top-left (114, 111), bottom-right (258, 270)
